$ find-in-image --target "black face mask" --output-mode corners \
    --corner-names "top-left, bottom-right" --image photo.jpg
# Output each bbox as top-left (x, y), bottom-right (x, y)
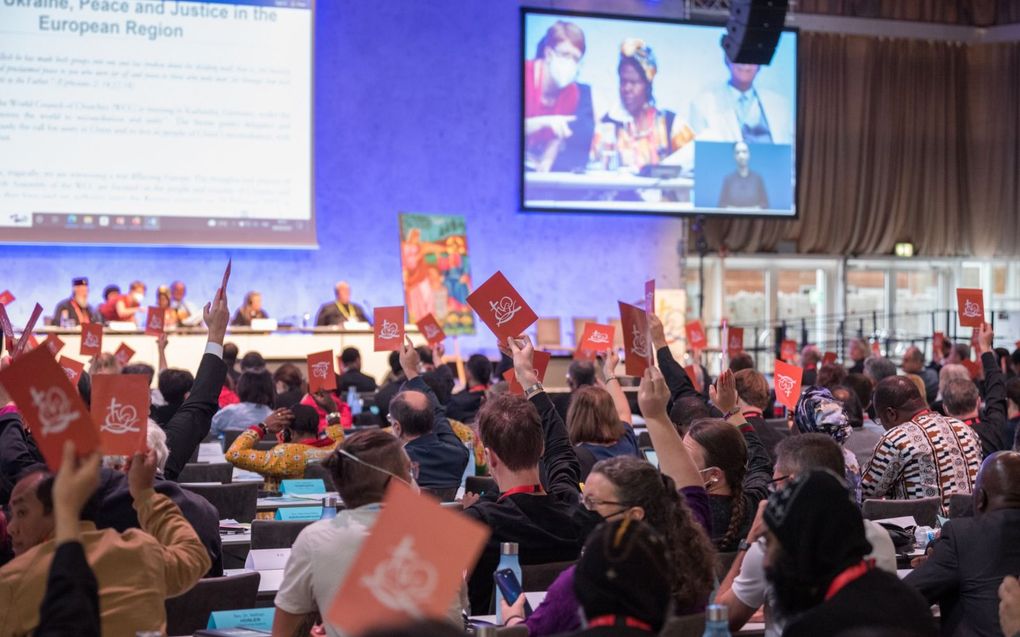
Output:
top-left (764, 551), bottom-right (825, 619)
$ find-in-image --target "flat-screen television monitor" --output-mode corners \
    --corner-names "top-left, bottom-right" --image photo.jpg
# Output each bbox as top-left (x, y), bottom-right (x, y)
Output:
top-left (0, 0), bottom-right (315, 247)
top-left (521, 8), bottom-right (797, 218)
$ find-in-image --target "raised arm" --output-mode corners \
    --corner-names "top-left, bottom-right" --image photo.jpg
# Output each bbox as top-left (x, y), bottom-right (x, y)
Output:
top-left (638, 366), bottom-right (702, 489)
top-left (162, 291), bottom-right (229, 481)
top-left (650, 313), bottom-right (702, 406)
top-left (600, 349), bottom-right (632, 424)
top-left (224, 411), bottom-right (295, 476)
top-left (400, 342), bottom-right (468, 460)
top-left (156, 333), bottom-right (169, 374)
top-left (977, 323), bottom-right (1008, 453)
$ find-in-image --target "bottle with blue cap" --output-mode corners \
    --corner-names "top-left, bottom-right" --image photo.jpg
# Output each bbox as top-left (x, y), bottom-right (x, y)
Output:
top-left (494, 542), bottom-right (521, 624)
top-left (702, 604), bottom-right (731, 636)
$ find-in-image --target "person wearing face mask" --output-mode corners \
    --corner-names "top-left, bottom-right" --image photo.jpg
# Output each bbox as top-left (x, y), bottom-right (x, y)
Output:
top-left (51, 276), bottom-right (103, 326)
top-left (689, 41), bottom-right (793, 145)
top-left (717, 141), bottom-right (769, 209)
top-left (116, 281), bottom-right (148, 325)
top-left (502, 366), bottom-right (717, 635)
top-left (524, 20), bottom-right (595, 173)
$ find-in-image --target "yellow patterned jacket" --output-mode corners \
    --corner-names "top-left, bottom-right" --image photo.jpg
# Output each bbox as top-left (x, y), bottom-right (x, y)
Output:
top-left (225, 426), bottom-right (345, 490)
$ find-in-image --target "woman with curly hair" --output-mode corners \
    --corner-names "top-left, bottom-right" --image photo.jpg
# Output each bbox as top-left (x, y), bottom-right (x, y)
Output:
top-left (503, 368), bottom-right (717, 634)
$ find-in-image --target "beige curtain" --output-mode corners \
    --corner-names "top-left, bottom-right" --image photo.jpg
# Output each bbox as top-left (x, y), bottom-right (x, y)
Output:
top-left (796, 0), bottom-right (1010, 27)
top-left (705, 32), bottom-right (1020, 257)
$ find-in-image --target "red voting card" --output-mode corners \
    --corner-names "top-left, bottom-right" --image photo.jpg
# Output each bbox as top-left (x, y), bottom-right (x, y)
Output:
top-left (577, 322), bottom-right (615, 353)
top-left (43, 334), bottom-right (65, 357)
top-left (957, 288), bottom-right (985, 328)
top-left (685, 320), bottom-right (707, 352)
top-left (684, 364), bottom-right (703, 393)
top-left (503, 350), bottom-right (552, 395)
top-left (780, 339), bottom-right (798, 363)
top-left (218, 258), bottom-right (232, 301)
top-left (144, 307), bottom-right (165, 336)
top-left (0, 304), bottom-right (14, 354)
top-left (644, 279), bottom-right (655, 315)
top-left (327, 481), bottom-right (489, 635)
top-left (415, 314), bottom-right (446, 346)
top-left (12, 303), bottom-right (43, 358)
top-left (90, 374), bottom-right (149, 456)
top-left (727, 327), bottom-right (745, 355)
top-left (113, 343), bottom-right (135, 367)
top-left (80, 323), bottom-right (103, 357)
top-left (25, 334), bottom-right (39, 351)
top-left (57, 356), bottom-right (85, 386)
top-left (871, 341), bottom-right (881, 357)
top-left (773, 360), bottom-right (804, 411)
top-left (373, 306), bottom-right (406, 352)
top-left (961, 359), bottom-right (981, 380)
top-left (822, 351), bottom-right (838, 366)
top-left (307, 350), bottom-right (337, 393)
top-left (619, 302), bottom-right (651, 377)
top-left (0, 290), bottom-right (13, 306)
top-left (466, 271), bottom-right (538, 340)
top-left (933, 331), bottom-right (945, 355)
top-left (0, 346), bottom-right (99, 469)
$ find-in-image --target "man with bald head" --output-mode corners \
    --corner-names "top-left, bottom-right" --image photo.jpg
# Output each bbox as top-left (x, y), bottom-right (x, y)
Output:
top-left (7, 470), bottom-right (53, 556)
top-left (314, 281), bottom-right (369, 326)
top-left (389, 339), bottom-right (468, 499)
top-left (862, 375), bottom-right (982, 514)
top-left (906, 451), bottom-right (1020, 636)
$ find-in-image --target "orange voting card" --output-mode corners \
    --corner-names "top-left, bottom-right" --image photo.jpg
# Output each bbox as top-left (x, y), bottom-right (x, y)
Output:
top-left (307, 350), bottom-right (337, 393)
top-left (727, 327), bottom-right (745, 355)
top-left (415, 313), bottom-right (446, 346)
top-left (773, 360), bottom-right (804, 411)
top-left (90, 374), bottom-right (149, 456)
top-left (685, 320), bottom-right (707, 351)
top-left (619, 302), bottom-right (651, 377)
top-left (43, 334), bottom-right (65, 357)
top-left (780, 339), bottom-right (798, 363)
top-left (0, 346), bottom-right (99, 469)
top-left (80, 323), bottom-right (103, 357)
top-left (326, 481), bottom-right (489, 636)
top-left (57, 356), bottom-right (85, 387)
top-left (113, 343), bottom-right (135, 366)
top-left (466, 271), bottom-right (538, 340)
top-left (957, 288), bottom-right (985, 328)
top-left (373, 307), bottom-right (406, 352)
top-left (144, 307), bottom-right (165, 336)
top-left (577, 322), bottom-right (615, 353)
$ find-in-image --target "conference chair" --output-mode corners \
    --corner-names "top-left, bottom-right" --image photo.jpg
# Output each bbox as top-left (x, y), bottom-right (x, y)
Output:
top-left (221, 429), bottom-right (245, 451)
top-left (535, 317), bottom-right (563, 349)
top-left (177, 462), bottom-right (234, 484)
top-left (165, 571), bottom-right (261, 636)
top-left (862, 496), bottom-right (941, 528)
top-left (303, 461), bottom-right (336, 492)
top-left (660, 613), bottom-right (707, 637)
top-left (949, 493), bottom-right (974, 518)
top-left (637, 431), bottom-right (652, 449)
top-left (521, 560), bottom-right (576, 592)
top-left (183, 482), bottom-right (259, 523)
top-left (572, 316), bottom-right (597, 347)
top-left (421, 486), bottom-right (459, 503)
top-left (250, 519), bottom-right (315, 550)
top-left (188, 446), bottom-right (200, 464)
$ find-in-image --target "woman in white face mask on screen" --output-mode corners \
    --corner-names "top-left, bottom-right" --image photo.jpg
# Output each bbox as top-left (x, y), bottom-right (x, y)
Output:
top-left (524, 20), bottom-right (595, 173)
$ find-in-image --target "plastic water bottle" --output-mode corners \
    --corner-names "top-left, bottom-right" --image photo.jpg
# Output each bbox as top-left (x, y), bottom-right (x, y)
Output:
top-left (702, 604), bottom-right (731, 636)
top-left (320, 496), bottom-right (338, 521)
top-left (347, 386), bottom-right (362, 416)
top-left (494, 542), bottom-right (521, 624)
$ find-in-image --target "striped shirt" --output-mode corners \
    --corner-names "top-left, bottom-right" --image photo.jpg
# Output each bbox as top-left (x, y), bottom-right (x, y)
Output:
top-left (861, 411), bottom-right (981, 514)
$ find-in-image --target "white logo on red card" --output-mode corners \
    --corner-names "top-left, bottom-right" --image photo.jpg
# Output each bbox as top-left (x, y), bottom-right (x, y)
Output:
top-left (311, 361), bottom-right (331, 379)
top-left (83, 331), bottom-right (99, 349)
top-left (962, 299), bottom-right (981, 319)
top-left (423, 324), bottom-right (440, 340)
top-left (360, 537), bottom-right (437, 615)
top-left (379, 320), bottom-right (400, 340)
top-left (30, 386), bottom-right (80, 436)
top-left (148, 313), bottom-right (163, 330)
top-left (102, 396), bottom-right (141, 435)
top-left (631, 323), bottom-right (649, 358)
top-left (490, 296), bottom-right (521, 328)
top-left (588, 330), bottom-right (610, 345)
top-left (62, 367), bottom-right (76, 380)
top-left (729, 335), bottom-right (741, 350)
top-left (776, 374), bottom-right (796, 398)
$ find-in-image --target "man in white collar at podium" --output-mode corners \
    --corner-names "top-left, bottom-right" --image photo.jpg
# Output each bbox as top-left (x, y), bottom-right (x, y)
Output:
top-left (315, 281), bottom-right (370, 327)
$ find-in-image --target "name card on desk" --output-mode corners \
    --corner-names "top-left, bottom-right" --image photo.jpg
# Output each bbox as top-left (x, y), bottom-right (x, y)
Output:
top-left (208, 608), bottom-right (275, 631)
top-left (244, 548), bottom-right (291, 571)
top-left (275, 506), bottom-right (323, 521)
top-left (279, 479), bottom-right (325, 495)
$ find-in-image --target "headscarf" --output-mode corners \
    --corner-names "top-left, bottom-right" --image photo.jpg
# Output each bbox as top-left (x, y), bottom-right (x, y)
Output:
top-left (620, 38), bottom-right (657, 83)
top-left (795, 386), bottom-right (852, 444)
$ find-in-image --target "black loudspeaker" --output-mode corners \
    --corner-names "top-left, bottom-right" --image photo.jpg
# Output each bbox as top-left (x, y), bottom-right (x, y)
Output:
top-left (722, 0), bottom-right (789, 65)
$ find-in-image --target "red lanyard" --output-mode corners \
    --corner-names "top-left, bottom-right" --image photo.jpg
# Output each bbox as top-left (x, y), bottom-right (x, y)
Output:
top-left (498, 484), bottom-right (545, 502)
top-left (825, 559), bottom-right (874, 601)
top-left (586, 615), bottom-right (653, 632)
top-left (742, 410), bottom-right (763, 419)
top-left (910, 409), bottom-right (932, 421)
top-left (70, 300), bottom-right (88, 325)
top-left (468, 384), bottom-right (487, 393)
top-left (962, 417), bottom-right (978, 427)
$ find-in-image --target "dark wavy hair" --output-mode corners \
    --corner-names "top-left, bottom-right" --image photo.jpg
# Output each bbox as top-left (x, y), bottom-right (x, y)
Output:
top-left (590, 456), bottom-right (716, 611)
top-left (688, 419), bottom-right (748, 551)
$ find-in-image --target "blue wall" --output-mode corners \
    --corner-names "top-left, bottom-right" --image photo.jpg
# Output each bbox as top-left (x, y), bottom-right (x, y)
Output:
top-left (2, 0), bottom-right (689, 353)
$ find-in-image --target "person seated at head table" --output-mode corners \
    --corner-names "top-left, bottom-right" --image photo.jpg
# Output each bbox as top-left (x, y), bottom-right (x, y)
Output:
top-left (524, 19), bottom-right (595, 173)
top-left (114, 280), bottom-right (148, 325)
top-left (96, 284), bottom-right (122, 323)
top-left (689, 41), bottom-right (793, 145)
top-left (0, 442), bottom-right (211, 637)
top-left (337, 347), bottom-right (378, 394)
top-left (231, 290), bottom-right (269, 327)
top-left (211, 369), bottom-right (275, 436)
top-left (50, 276), bottom-right (102, 326)
top-left (225, 404), bottom-right (344, 492)
top-left (594, 38), bottom-right (694, 174)
top-left (506, 365), bottom-right (717, 636)
top-left (156, 285), bottom-right (178, 329)
top-left (568, 350), bottom-right (641, 481)
top-left (761, 470), bottom-right (936, 636)
top-left (169, 280), bottom-right (203, 327)
top-left (715, 434), bottom-right (897, 637)
top-left (271, 430), bottom-right (464, 637)
top-left (315, 281), bottom-right (369, 326)
top-left (717, 141), bottom-right (769, 210)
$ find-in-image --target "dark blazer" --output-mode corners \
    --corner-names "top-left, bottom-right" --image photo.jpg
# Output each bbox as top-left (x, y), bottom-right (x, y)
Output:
top-left (35, 542), bottom-right (100, 637)
top-left (163, 352), bottom-right (228, 481)
top-left (0, 411), bottom-right (45, 506)
top-left (905, 508), bottom-right (1020, 636)
top-left (338, 369), bottom-right (377, 393)
top-left (314, 301), bottom-right (369, 326)
top-left (401, 377), bottom-right (469, 491)
top-left (446, 388), bottom-right (485, 424)
top-left (972, 351), bottom-right (1010, 458)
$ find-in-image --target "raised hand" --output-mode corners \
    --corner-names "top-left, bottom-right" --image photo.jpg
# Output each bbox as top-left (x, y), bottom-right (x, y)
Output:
top-left (52, 441), bottom-right (101, 543)
top-left (203, 290), bottom-right (229, 345)
top-left (649, 313), bottom-right (667, 350)
top-left (977, 322), bottom-right (994, 355)
top-left (710, 369), bottom-right (738, 414)
top-left (400, 336), bottom-right (421, 380)
top-left (508, 335), bottom-right (538, 388)
top-left (264, 408), bottom-right (294, 434)
top-left (637, 366), bottom-right (670, 421)
top-left (125, 448), bottom-right (158, 500)
top-left (600, 348), bottom-right (621, 380)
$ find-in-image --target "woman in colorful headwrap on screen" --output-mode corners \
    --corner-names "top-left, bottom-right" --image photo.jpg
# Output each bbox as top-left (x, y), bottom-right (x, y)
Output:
top-left (597, 38), bottom-right (694, 173)
top-left (524, 20), bottom-right (595, 173)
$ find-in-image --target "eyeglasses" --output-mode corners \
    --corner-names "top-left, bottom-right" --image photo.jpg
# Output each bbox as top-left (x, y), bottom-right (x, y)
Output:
top-left (767, 475), bottom-right (791, 493)
top-left (579, 493), bottom-right (630, 511)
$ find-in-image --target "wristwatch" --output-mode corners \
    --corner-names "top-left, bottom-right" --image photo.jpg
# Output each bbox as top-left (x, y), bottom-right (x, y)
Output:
top-left (523, 382), bottom-right (545, 399)
top-left (326, 411), bottom-right (342, 425)
top-left (737, 538), bottom-right (752, 552)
